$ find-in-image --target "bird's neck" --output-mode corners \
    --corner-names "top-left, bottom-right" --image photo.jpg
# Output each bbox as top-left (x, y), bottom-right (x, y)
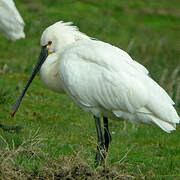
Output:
top-left (40, 31), bottom-right (90, 93)
top-left (40, 53), bottom-right (65, 93)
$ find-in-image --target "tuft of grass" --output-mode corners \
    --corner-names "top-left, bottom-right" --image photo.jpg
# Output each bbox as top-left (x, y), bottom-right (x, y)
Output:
top-left (0, 132), bottom-right (137, 179)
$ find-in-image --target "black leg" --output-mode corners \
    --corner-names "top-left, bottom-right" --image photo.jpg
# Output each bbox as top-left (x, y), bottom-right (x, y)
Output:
top-left (94, 116), bottom-right (105, 167)
top-left (103, 117), bottom-right (112, 152)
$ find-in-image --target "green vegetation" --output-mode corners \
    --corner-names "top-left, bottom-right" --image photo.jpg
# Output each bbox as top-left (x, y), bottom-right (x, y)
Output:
top-left (0, 0), bottom-right (179, 179)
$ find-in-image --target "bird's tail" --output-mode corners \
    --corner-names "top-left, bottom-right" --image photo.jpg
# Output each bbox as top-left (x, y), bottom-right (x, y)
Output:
top-left (150, 115), bottom-right (178, 133)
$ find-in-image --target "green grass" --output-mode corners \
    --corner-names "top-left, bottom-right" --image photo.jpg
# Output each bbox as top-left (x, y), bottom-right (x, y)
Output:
top-left (0, 0), bottom-right (180, 179)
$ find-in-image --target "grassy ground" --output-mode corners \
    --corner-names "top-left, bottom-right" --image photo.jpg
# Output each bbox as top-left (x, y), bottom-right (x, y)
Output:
top-left (0, 0), bottom-right (180, 179)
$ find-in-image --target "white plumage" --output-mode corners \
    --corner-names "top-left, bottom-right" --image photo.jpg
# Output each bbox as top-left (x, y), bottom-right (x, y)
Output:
top-left (39, 21), bottom-right (179, 133)
top-left (0, 0), bottom-right (25, 40)
top-left (11, 21), bottom-right (180, 166)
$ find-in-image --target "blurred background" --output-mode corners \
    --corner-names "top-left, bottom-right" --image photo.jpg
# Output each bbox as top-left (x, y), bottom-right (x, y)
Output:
top-left (0, 0), bottom-right (179, 179)
top-left (0, 0), bottom-right (179, 95)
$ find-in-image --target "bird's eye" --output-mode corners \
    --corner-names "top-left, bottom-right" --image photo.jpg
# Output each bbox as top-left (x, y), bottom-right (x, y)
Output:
top-left (48, 41), bottom-right (52, 45)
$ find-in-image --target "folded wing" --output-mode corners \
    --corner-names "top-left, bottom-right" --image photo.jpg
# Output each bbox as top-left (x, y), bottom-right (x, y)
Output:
top-left (59, 39), bottom-right (179, 132)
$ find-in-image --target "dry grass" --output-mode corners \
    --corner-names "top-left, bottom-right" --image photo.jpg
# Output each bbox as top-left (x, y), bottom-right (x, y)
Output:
top-left (0, 129), bottom-right (45, 179)
top-left (0, 131), bottom-right (140, 180)
top-left (0, 154), bottom-right (137, 180)
top-left (40, 154), bottom-right (136, 180)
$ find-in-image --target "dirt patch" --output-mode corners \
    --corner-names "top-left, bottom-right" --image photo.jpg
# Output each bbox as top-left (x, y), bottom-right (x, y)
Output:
top-left (0, 153), bottom-right (136, 180)
top-left (0, 133), bottom-right (138, 179)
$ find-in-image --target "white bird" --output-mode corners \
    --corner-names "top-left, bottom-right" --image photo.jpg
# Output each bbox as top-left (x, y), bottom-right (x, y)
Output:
top-left (11, 21), bottom-right (180, 167)
top-left (0, 0), bottom-right (25, 40)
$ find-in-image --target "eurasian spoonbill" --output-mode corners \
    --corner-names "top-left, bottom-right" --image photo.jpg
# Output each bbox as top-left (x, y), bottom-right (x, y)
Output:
top-left (0, 0), bottom-right (25, 40)
top-left (10, 21), bottom-right (180, 167)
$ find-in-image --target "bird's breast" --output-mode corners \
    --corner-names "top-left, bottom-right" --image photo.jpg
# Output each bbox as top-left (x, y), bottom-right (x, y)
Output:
top-left (40, 58), bottom-right (65, 94)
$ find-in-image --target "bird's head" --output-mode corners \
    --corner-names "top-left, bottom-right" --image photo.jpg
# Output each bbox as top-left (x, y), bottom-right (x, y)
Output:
top-left (40, 21), bottom-right (90, 55)
top-left (10, 21), bottom-right (90, 116)
top-left (10, 21), bottom-right (90, 117)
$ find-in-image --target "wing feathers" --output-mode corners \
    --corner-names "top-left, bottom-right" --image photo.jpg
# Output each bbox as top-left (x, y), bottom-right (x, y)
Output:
top-left (60, 39), bottom-right (179, 128)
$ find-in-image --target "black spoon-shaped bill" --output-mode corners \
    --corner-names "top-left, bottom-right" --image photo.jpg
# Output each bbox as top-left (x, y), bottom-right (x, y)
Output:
top-left (10, 46), bottom-right (48, 117)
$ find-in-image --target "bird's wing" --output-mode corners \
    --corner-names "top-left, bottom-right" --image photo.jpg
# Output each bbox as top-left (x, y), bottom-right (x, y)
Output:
top-left (132, 59), bottom-right (149, 75)
top-left (0, 0), bottom-right (25, 40)
top-left (60, 40), bottom-right (179, 124)
top-left (60, 40), bottom-right (149, 113)
top-left (91, 40), bottom-right (150, 75)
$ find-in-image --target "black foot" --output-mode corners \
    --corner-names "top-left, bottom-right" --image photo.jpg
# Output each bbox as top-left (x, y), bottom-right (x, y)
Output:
top-left (94, 116), bottom-right (112, 167)
top-left (94, 143), bottom-right (106, 167)
top-left (94, 116), bottom-right (111, 167)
